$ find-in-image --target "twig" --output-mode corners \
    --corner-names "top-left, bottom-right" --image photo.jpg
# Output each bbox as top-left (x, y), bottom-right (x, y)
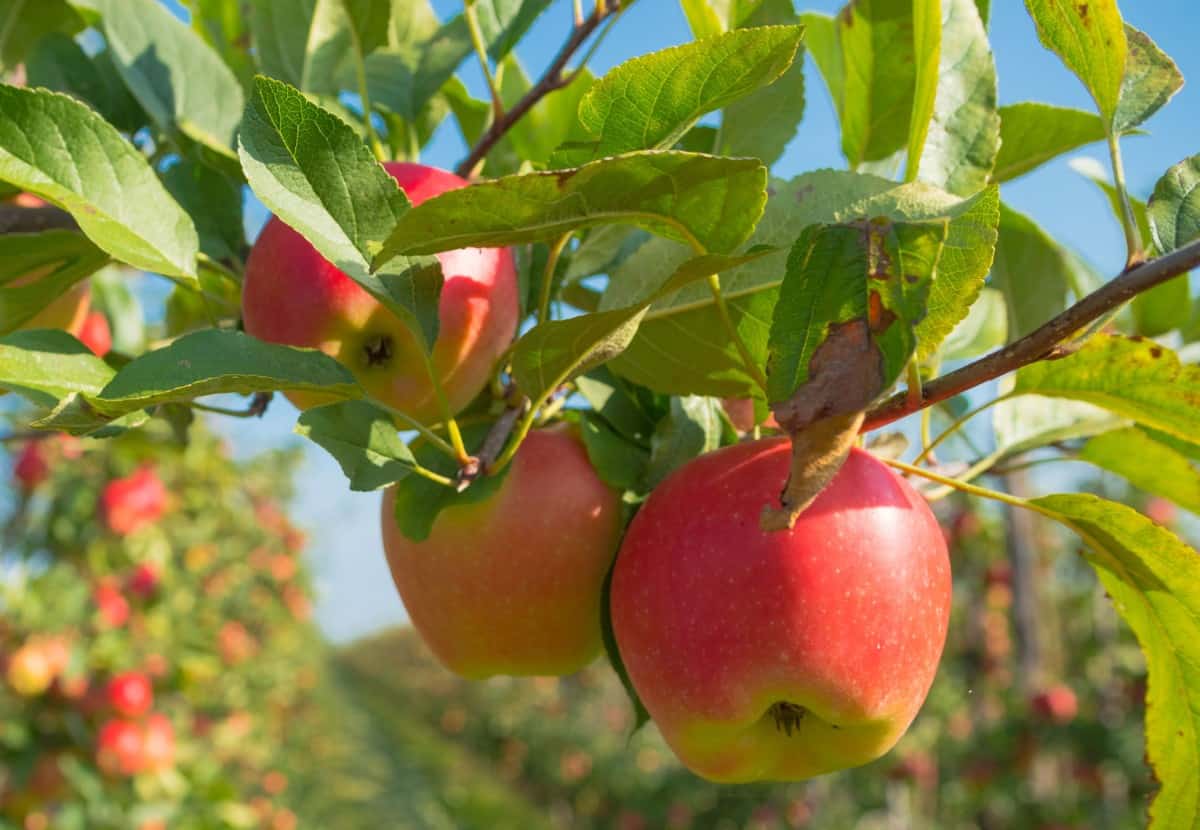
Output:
top-left (864, 237), bottom-right (1200, 430)
top-left (455, 0), bottom-right (619, 176)
top-left (190, 393), bottom-right (273, 419)
top-left (0, 204), bottom-right (78, 234)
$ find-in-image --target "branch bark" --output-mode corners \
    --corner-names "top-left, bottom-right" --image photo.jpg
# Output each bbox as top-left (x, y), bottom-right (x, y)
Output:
top-left (454, 1), bottom-right (618, 177)
top-left (864, 236), bottom-right (1200, 430)
top-left (0, 203), bottom-right (78, 234)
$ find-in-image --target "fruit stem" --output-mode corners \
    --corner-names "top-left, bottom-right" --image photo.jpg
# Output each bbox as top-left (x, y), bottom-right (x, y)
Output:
top-left (487, 406), bottom-right (536, 474)
top-left (705, 272), bottom-right (769, 394)
top-left (538, 233), bottom-right (573, 325)
top-left (465, 0), bottom-right (505, 121)
top-left (1107, 132), bottom-right (1145, 270)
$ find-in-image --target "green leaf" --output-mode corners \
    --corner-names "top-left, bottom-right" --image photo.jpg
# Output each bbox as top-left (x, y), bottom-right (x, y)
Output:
top-left (990, 202), bottom-right (1080, 339)
top-left (359, 17), bottom-right (473, 121)
top-left (0, 329), bottom-right (114, 406)
top-left (389, 424), bottom-right (508, 543)
top-left (992, 102), bottom-right (1109, 183)
top-left (0, 85), bottom-right (199, 280)
top-left (0, 0), bottom-right (84, 71)
top-left (718, 0), bottom-right (806, 167)
top-left (1112, 24), bottom-right (1183, 134)
top-left (643, 395), bottom-right (722, 489)
top-left (90, 267), bottom-right (145, 355)
top-left (905, 0), bottom-right (941, 183)
top-left (40, 329), bottom-right (360, 434)
top-left (916, 0), bottom-right (1000, 196)
top-left (473, 0), bottom-right (553, 61)
top-left (100, 0), bottom-right (244, 158)
top-left (838, 0), bottom-right (919, 167)
top-left (606, 171), bottom-right (998, 397)
top-left (25, 34), bottom-right (145, 133)
top-left (249, 0), bottom-right (317, 87)
top-left (1029, 494), bottom-right (1200, 830)
top-left (512, 251), bottom-right (771, 406)
top-left (600, 557), bottom-right (651, 734)
top-left (766, 218), bottom-right (947, 411)
top-left (575, 366), bottom-right (659, 445)
top-left (0, 231), bottom-right (109, 334)
top-left (1080, 427), bottom-right (1200, 514)
top-left (374, 151), bottom-right (768, 264)
top-left (992, 390), bottom-right (1122, 456)
top-left (680, 0), bottom-right (727, 39)
top-left (557, 25), bottom-right (805, 163)
top-left (388, 0), bottom-right (440, 46)
top-left (1149, 154), bottom-right (1200, 254)
top-left (563, 225), bottom-right (650, 284)
top-left (296, 400), bottom-right (419, 491)
top-left (238, 76), bottom-right (443, 350)
top-left (161, 159), bottom-right (245, 263)
top-left (503, 60), bottom-right (595, 166)
top-left (1071, 156), bottom-right (1190, 336)
top-left (578, 411), bottom-right (650, 493)
top-left (1013, 335), bottom-right (1200, 443)
top-left (1023, 0), bottom-right (1127, 126)
top-left (184, 0), bottom-right (258, 87)
top-left (939, 286), bottom-right (1006, 360)
top-left (801, 12), bottom-right (843, 121)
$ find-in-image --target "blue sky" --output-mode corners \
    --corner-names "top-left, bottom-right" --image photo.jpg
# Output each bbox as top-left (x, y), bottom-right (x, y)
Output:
top-left (192, 1), bottom-right (1200, 641)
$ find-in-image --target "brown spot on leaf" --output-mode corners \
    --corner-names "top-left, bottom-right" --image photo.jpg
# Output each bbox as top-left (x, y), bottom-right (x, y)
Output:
top-left (1077, 2), bottom-right (1089, 21)
top-left (1150, 347), bottom-right (1163, 358)
top-left (867, 291), bottom-right (897, 334)
top-left (771, 318), bottom-right (883, 431)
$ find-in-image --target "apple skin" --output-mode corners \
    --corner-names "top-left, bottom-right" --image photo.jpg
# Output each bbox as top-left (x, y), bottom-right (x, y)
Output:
top-left (100, 466), bottom-right (167, 536)
top-left (95, 719), bottom-right (144, 777)
top-left (12, 441), bottom-right (49, 491)
top-left (610, 439), bottom-right (951, 783)
top-left (243, 162), bottom-right (518, 422)
top-left (106, 672), bottom-right (153, 718)
top-left (6, 643), bottom-right (55, 697)
top-left (140, 714), bottom-right (175, 773)
top-left (380, 425), bottom-right (623, 678)
top-left (77, 311), bottom-right (112, 357)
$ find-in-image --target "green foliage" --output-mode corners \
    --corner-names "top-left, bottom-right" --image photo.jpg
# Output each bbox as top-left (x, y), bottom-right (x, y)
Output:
top-left (1149, 154), bottom-right (1200, 254)
top-left (1024, 0), bottom-right (1126, 126)
top-left (992, 102), bottom-right (1109, 183)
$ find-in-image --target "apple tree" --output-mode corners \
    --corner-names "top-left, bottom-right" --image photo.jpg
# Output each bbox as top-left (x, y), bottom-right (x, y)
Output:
top-left (1, 0), bottom-right (1199, 826)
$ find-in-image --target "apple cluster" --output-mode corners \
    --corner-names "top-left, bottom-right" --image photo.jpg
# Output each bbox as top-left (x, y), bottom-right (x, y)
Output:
top-left (243, 163), bottom-right (954, 783)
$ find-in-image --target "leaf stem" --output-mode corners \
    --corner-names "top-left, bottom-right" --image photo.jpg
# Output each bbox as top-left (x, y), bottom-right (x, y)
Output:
top-left (410, 464), bottom-right (457, 488)
top-left (914, 394), bottom-right (1007, 466)
top-left (883, 456), bottom-right (1049, 515)
top-left (464, 0), bottom-right (505, 120)
top-left (538, 234), bottom-right (572, 325)
top-left (1107, 132), bottom-right (1145, 269)
top-left (705, 272), bottom-right (769, 393)
top-left (366, 395), bottom-right (461, 461)
top-left (349, 31), bottom-right (387, 162)
top-left (197, 253), bottom-right (242, 285)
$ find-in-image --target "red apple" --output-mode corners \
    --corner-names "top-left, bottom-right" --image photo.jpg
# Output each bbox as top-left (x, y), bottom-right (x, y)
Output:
top-left (95, 719), bottom-right (144, 777)
top-left (1030, 684), bottom-right (1078, 724)
top-left (243, 162), bottom-right (519, 422)
top-left (6, 642), bottom-right (55, 697)
top-left (93, 579), bottom-right (130, 629)
top-left (12, 441), bottom-right (49, 491)
top-left (140, 713), bottom-right (175, 773)
top-left (380, 425), bottom-right (623, 678)
top-left (100, 466), bottom-right (167, 535)
top-left (218, 621), bottom-right (257, 665)
top-left (610, 440), bottom-right (951, 782)
top-left (77, 311), bottom-right (112, 357)
top-left (126, 562), bottom-right (161, 598)
top-left (106, 672), bottom-right (153, 718)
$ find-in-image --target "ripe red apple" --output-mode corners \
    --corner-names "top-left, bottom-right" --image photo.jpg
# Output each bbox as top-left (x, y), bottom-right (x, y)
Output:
top-left (6, 642), bottom-right (55, 697)
top-left (610, 439), bottom-right (951, 782)
top-left (126, 562), bottom-right (161, 598)
top-left (100, 466), bottom-right (167, 535)
top-left (140, 713), bottom-right (175, 773)
top-left (106, 672), bottom-right (153, 718)
top-left (380, 425), bottom-right (623, 678)
top-left (243, 162), bottom-right (519, 422)
top-left (93, 579), bottom-right (130, 629)
top-left (12, 441), bottom-right (49, 491)
top-left (77, 311), bottom-right (112, 357)
top-left (1030, 684), bottom-right (1078, 724)
top-left (95, 719), bottom-right (144, 777)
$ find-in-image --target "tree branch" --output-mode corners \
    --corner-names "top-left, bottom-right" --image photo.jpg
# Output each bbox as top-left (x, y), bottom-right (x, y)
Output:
top-left (864, 236), bottom-right (1200, 430)
top-left (454, 0), bottom-right (618, 177)
top-left (0, 203), bottom-right (77, 235)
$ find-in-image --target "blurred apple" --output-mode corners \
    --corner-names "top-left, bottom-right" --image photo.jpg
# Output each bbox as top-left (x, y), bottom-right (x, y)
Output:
top-left (95, 719), bottom-right (144, 777)
top-left (12, 441), bottom-right (49, 491)
top-left (1146, 497), bottom-right (1177, 526)
top-left (100, 466), bottom-right (167, 536)
top-left (141, 714), bottom-right (175, 773)
top-left (77, 311), bottom-right (112, 357)
top-left (93, 579), bottom-right (130, 629)
top-left (106, 672), bottom-right (153, 718)
top-left (6, 642), bottom-right (55, 697)
top-left (218, 621), bottom-right (258, 665)
top-left (1031, 684), bottom-right (1078, 724)
top-left (126, 563), bottom-right (161, 599)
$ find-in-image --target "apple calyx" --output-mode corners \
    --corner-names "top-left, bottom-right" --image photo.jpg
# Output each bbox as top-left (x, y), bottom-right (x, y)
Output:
top-left (769, 701), bottom-right (808, 736)
top-left (760, 410), bottom-right (865, 531)
top-left (362, 334), bottom-right (394, 367)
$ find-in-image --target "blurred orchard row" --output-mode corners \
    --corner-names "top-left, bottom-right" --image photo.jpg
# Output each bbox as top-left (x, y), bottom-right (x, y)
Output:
top-left (1, 417), bottom-right (1169, 829)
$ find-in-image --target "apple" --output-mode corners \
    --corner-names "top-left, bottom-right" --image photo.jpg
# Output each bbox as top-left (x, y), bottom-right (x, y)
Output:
top-left (1030, 684), bottom-right (1078, 724)
top-left (126, 562), bottom-right (161, 598)
top-left (100, 465), bottom-right (167, 535)
top-left (77, 311), bottom-right (112, 357)
top-left (93, 578), bottom-right (131, 629)
top-left (610, 439), bottom-right (951, 782)
top-left (218, 620), bottom-right (257, 665)
top-left (243, 162), bottom-right (519, 422)
top-left (6, 642), bottom-right (54, 697)
top-left (95, 719), bottom-right (144, 777)
top-left (380, 425), bottom-right (623, 678)
top-left (12, 441), bottom-right (49, 491)
top-left (106, 672), bottom-right (153, 718)
top-left (141, 713), bottom-right (175, 773)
